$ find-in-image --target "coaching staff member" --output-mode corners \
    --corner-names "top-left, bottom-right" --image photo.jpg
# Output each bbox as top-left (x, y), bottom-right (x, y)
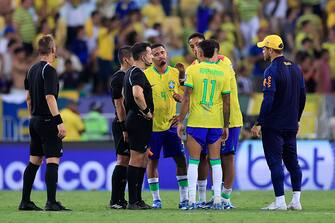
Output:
top-left (123, 42), bottom-right (154, 210)
top-left (109, 46), bottom-right (134, 209)
top-left (19, 35), bottom-right (70, 211)
top-left (251, 35), bottom-right (306, 211)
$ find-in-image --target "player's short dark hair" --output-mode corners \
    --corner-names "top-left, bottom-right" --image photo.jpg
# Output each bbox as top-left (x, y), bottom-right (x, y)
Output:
top-left (151, 43), bottom-right (165, 50)
top-left (118, 46), bottom-right (132, 64)
top-left (38, 34), bottom-right (55, 55)
top-left (188, 32), bottom-right (205, 42)
top-left (198, 39), bottom-right (217, 58)
top-left (131, 42), bottom-right (151, 60)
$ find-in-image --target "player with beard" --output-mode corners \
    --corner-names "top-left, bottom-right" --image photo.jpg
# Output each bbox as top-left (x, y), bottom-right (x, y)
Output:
top-left (123, 42), bottom-right (154, 210)
top-left (144, 44), bottom-right (188, 209)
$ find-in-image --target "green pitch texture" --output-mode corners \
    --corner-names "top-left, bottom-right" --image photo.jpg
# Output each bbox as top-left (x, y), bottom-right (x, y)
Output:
top-left (0, 191), bottom-right (335, 223)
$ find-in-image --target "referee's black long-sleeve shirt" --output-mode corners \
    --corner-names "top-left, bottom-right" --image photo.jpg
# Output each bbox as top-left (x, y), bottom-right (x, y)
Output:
top-left (123, 66), bottom-right (154, 113)
top-left (24, 61), bottom-right (59, 116)
top-left (257, 56), bottom-right (306, 130)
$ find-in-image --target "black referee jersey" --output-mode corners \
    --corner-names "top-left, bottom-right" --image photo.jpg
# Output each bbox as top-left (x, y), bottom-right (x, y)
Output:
top-left (24, 61), bottom-right (59, 116)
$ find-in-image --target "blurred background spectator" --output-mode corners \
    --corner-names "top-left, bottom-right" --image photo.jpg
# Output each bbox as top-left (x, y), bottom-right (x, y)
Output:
top-left (60, 100), bottom-right (85, 141)
top-left (0, 0), bottom-right (335, 141)
top-left (81, 101), bottom-right (109, 140)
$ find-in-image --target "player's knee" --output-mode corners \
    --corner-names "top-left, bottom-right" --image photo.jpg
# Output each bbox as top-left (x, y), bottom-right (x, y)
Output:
top-left (46, 157), bottom-right (60, 164)
top-left (30, 156), bottom-right (43, 166)
top-left (117, 155), bottom-right (130, 166)
top-left (130, 153), bottom-right (146, 166)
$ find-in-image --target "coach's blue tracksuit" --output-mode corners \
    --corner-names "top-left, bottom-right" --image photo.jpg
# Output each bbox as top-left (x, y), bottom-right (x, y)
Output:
top-left (257, 56), bottom-right (306, 196)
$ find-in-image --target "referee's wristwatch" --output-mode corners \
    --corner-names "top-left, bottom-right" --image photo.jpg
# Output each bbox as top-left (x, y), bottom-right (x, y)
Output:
top-left (142, 107), bottom-right (150, 115)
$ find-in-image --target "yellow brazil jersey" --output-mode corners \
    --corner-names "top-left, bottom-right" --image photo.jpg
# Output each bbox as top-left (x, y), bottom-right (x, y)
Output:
top-left (145, 66), bottom-right (180, 132)
top-left (60, 108), bottom-right (85, 141)
top-left (216, 59), bottom-right (243, 127)
top-left (97, 27), bottom-right (115, 61)
top-left (185, 61), bottom-right (231, 128)
top-left (192, 56), bottom-right (243, 127)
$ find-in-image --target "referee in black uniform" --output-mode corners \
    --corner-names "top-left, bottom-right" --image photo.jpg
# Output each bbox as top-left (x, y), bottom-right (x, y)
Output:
top-left (251, 35), bottom-right (306, 211)
top-left (123, 42), bottom-right (154, 210)
top-left (109, 46), bottom-right (134, 209)
top-left (19, 35), bottom-right (71, 211)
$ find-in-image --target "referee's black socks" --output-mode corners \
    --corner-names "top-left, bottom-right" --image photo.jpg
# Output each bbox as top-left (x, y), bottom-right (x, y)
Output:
top-left (127, 165), bottom-right (140, 204)
top-left (45, 163), bottom-right (59, 203)
top-left (111, 165), bottom-right (128, 204)
top-left (137, 167), bottom-right (146, 201)
top-left (22, 162), bottom-right (40, 202)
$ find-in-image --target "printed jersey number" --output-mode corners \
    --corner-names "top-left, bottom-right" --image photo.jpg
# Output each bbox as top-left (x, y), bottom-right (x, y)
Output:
top-left (200, 79), bottom-right (216, 109)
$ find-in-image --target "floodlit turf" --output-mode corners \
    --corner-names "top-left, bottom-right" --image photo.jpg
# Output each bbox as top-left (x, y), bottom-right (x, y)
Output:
top-left (0, 190), bottom-right (335, 223)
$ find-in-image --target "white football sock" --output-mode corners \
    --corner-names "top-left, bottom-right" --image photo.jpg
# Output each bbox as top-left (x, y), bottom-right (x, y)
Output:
top-left (176, 175), bottom-right (188, 202)
top-left (188, 159), bottom-right (199, 204)
top-left (148, 178), bottom-right (160, 201)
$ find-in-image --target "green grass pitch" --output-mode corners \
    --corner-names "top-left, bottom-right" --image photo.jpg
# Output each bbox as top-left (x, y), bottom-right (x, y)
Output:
top-left (0, 191), bottom-right (335, 223)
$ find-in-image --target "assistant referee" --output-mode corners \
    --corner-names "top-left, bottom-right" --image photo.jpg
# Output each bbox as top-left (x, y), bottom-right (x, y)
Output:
top-left (251, 35), bottom-right (306, 211)
top-left (19, 35), bottom-right (71, 211)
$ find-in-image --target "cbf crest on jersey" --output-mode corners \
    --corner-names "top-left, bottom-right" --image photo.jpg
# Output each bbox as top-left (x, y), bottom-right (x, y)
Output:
top-left (168, 80), bottom-right (176, 91)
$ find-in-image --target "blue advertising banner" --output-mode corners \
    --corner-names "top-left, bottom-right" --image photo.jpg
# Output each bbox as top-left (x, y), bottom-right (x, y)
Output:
top-left (0, 141), bottom-right (334, 191)
top-left (236, 140), bottom-right (335, 190)
top-left (0, 143), bottom-right (178, 190)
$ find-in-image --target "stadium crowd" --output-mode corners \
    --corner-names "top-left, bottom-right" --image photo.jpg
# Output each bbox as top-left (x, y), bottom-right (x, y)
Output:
top-left (0, 0), bottom-right (335, 95)
top-left (1, 0), bottom-right (335, 141)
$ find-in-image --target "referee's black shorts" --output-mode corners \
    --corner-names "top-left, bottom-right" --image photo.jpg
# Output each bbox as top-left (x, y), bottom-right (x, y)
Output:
top-left (125, 110), bottom-right (152, 153)
top-left (29, 116), bottom-right (63, 158)
top-left (112, 119), bottom-right (130, 156)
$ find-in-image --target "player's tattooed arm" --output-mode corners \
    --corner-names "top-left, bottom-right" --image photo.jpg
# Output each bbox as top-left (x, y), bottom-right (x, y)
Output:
top-left (222, 94), bottom-right (230, 128)
top-left (175, 62), bottom-right (186, 85)
top-left (179, 86), bottom-right (192, 122)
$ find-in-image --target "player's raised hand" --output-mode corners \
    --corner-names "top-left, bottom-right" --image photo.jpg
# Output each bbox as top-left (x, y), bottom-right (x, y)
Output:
top-left (222, 127), bottom-right (229, 141)
top-left (177, 124), bottom-right (184, 139)
top-left (175, 62), bottom-right (185, 74)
